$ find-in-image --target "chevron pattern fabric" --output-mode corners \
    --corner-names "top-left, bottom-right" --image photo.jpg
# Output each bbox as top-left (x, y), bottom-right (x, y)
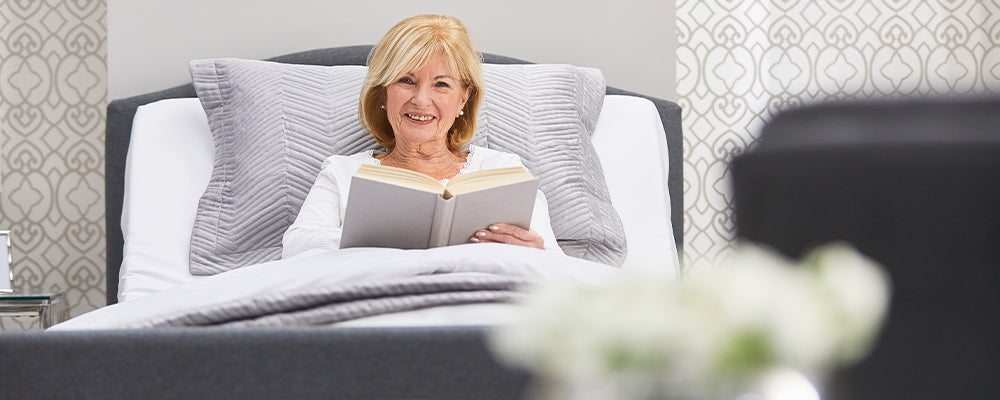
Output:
top-left (189, 60), bottom-right (374, 275)
top-left (188, 59), bottom-right (625, 275)
top-left (478, 65), bottom-right (626, 265)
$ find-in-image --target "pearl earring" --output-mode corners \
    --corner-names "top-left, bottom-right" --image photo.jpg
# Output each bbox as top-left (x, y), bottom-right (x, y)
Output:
top-left (459, 110), bottom-right (465, 116)
top-left (380, 105), bottom-right (385, 110)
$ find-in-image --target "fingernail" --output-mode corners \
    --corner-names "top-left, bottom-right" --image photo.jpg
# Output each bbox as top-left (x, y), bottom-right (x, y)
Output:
top-left (476, 231), bottom-right (487, 237)
top-left (489, 225), bottom-right (499, 231)
top-left (470, 237), bottom-right (480, 243)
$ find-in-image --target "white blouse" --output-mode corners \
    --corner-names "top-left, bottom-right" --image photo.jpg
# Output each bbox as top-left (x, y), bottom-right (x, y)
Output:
top-left (282, 145), bottom-right (563, 258)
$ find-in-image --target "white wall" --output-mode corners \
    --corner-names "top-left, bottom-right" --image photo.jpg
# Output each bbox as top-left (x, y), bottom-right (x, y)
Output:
top-left (108, 0), bottom-right (675, 100)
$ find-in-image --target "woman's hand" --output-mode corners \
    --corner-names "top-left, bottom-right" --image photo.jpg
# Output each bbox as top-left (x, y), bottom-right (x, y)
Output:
top-left (469, 223), bottom-right (544, 249)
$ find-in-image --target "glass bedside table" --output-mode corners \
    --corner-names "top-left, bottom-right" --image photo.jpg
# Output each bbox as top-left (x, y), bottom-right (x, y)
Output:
top-left (0, 291), bottom-right (69, 329)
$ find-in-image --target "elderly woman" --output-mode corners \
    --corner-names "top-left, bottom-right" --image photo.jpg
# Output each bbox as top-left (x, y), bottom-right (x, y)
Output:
top-left (282, 14), bottom-right (562, 258)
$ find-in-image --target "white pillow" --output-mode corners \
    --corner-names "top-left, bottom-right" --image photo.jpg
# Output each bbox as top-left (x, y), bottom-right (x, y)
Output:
top-left (593, 95), bottom-right (679, 275)
top-left (118, 98), bottom-right (211, 301)
top-left (117, 95), bottom-right (678, 301)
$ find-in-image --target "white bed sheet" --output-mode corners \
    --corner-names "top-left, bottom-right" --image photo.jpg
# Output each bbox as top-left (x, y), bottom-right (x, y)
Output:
top-left (118, 95), bottom-right (678, 306)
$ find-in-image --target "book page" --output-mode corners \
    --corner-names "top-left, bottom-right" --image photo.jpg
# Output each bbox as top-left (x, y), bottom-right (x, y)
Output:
top-left (354, 164), bottom-right (444, 194)
top-left (446, 166), bottom-right (535, 196)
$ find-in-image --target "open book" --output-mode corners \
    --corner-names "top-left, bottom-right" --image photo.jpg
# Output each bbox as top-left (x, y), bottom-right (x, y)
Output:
top-left (340, 164), bottom-right (539, 249)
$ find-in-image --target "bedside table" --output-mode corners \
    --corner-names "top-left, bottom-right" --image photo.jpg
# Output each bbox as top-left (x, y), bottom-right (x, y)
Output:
top-left (0, 291), bottom-right (70, 329)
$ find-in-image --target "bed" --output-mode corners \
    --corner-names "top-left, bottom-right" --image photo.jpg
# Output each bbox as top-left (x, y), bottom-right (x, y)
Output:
top-left (0, 46), bottom-right (683, 399)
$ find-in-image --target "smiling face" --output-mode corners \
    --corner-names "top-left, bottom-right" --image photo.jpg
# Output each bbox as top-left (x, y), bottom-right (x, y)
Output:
top-left (384, 54), bottom-right (472, 150)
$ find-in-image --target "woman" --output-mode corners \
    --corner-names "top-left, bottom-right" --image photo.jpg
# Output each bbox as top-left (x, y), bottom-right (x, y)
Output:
top-left (282, 14), bottom-right (562, 258)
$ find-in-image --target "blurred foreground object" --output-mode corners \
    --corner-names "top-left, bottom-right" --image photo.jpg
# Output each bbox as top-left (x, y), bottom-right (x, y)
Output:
top-left (732, 98), bottom-right (1000, 400)
top-left (490, 243), bottom-right (889, 399)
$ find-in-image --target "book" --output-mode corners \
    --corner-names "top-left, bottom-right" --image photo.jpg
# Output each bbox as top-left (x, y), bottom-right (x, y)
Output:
top-left (340, 164), bottom-right (539, 249)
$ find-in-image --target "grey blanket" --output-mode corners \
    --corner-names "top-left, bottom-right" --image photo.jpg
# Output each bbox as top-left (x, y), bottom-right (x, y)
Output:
top-left (126, 274), bottom-right (526, 328)
top-left (53, 245), bottom-right (618, 331)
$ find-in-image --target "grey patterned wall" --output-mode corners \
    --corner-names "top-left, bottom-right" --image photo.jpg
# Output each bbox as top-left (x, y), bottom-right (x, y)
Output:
top-left (0, 0), bottom-right (106, 330)
top-left (677, 0), bottom-right (1000, 268)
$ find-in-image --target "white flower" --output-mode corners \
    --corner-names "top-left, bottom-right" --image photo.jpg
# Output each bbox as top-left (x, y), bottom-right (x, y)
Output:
top-left (489, 242), bottom-right (892, 394)
top-left (803, 243), bottom-right (892, 365)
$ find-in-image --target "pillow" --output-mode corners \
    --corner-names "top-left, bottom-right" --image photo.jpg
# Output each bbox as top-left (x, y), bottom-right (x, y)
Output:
top-left (475, 64), bottom-right (626, 263)
top-left (592, 96), bottom-right (679, 275)
top-left (188, 58), bottom-right (626, 275)
top-left (188, 61), bottom-right (374, 275)
top-left (119, 98), bottom-right (213, 301)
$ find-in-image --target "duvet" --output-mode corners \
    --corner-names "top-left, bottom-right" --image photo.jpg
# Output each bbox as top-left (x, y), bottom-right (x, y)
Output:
top-left (52, 244), bottom-right (619, 330)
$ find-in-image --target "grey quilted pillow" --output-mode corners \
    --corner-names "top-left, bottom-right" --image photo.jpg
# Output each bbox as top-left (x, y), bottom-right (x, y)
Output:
top-left (476, 64), bottom-right (626, 264)
top-left (188, 58), bottom-right (625, 275)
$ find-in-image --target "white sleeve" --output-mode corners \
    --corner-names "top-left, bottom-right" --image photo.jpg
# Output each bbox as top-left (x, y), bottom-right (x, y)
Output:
top-left (530, 189), bottom-right (564, 254)
top-left (281, 160), bottom-right (344, 259)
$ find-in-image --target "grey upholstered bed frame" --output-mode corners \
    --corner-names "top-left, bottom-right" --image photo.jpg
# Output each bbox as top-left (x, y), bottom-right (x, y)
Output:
top-left (2, 46), bottom-right (682, 399)
top-left (103, 46), bottom-right (684, 304)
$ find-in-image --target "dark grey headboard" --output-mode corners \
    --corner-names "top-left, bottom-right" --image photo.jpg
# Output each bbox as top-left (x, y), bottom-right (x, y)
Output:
top-left (105, 45), bottom-right (683, 305)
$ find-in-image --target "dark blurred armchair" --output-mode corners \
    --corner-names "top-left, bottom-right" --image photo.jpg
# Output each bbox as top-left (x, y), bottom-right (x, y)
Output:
top-left (731, 98), bottom-right (1000, 400)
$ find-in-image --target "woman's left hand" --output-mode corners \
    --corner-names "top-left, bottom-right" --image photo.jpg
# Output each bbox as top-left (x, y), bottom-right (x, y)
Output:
top-left (470, 223), bottom-right (544, 249)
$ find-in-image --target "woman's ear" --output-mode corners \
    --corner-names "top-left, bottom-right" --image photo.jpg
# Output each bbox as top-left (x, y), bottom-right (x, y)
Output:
top-left (461, 86), bottom-right (472, 106)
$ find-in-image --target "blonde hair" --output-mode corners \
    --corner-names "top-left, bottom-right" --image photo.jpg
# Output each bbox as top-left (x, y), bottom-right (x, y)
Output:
top-left (359, 14), bottom-right (484, 152)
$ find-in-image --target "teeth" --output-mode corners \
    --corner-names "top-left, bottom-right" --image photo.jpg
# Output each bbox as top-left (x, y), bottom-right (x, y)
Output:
top-left (407, 114), bottom-right (434, 122)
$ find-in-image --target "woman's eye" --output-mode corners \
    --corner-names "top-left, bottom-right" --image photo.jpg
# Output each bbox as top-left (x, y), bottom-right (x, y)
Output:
top-left (398, 77), bottom-right (414, 84)
top-left (435, 81), bottom-right (451, 88)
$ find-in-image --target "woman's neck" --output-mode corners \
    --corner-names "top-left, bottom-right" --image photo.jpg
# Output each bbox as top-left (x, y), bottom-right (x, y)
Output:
top-left (378, 143), bottom-right (467, 180)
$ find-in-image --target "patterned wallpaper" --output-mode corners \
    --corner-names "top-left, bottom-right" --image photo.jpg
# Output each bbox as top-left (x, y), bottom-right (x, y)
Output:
top-left (0, 0), bottom-right (106, 330)
top-left (677, 0), bottom-right (1000, 268)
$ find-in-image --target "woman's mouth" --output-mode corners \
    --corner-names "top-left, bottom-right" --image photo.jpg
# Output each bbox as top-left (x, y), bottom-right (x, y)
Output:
top-left (405, 113), bottom-right (435, 122)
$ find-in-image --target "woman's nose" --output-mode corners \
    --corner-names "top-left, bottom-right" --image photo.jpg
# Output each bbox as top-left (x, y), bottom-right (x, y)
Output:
top-left (410, 84), bottom-right (432, 105)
